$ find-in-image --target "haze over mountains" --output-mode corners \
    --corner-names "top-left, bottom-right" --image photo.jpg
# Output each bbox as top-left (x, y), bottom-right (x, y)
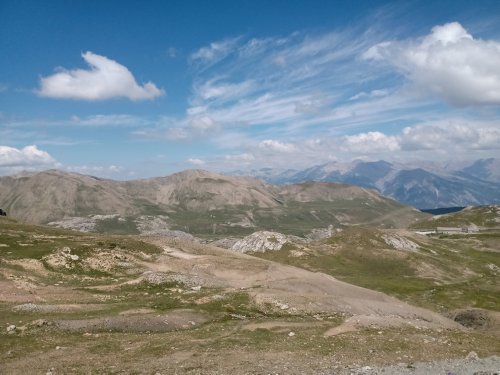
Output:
top-left (0, 169), bottom-right (425, 237)
top-left (232, 158), bottom-right (500, 209)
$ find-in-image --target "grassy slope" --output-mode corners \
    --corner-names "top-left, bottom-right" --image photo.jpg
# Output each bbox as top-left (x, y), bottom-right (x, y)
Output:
top-left (255, 227), bottom-right (500, 313)
top-left (410, 205), bottom-right (500, 229)
top-left (167, 198), bottom-right (426, 238)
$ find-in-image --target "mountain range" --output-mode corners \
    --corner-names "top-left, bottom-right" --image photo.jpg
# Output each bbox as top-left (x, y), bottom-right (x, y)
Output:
top-left (0, 169), bottom-right (425, 237)
top-left (231, 158), bottom-right (500, 209)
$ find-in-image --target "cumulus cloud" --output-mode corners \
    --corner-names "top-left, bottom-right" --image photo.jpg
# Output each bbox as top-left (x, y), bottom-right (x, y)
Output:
top-left (401, 121), bottom-right (500, 151)
top-left (38, 52), bottom-right (164, 101)
top-left (259, 139), bottom-right (296, 153)
top-left (341, 131), bottom-right (400, 153)
top-left (0, 145), bottom-right (58, 175)
top-left (0, 145), bottom-right (57, 167)
top-left (364, 22), bottom-right (500, 106)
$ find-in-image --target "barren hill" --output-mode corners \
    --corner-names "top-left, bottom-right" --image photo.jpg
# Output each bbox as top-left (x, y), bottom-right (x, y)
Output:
top-left (0, 169), bottom-right (428, 236)
top-left (124, 169), bottom-right (280, 210)
top-left (0, 170), bottom-right (136, 223)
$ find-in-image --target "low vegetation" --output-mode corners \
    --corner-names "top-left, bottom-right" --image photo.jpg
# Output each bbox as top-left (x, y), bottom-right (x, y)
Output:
top-left (1, 207), bottom-right (499, 373)
top-left (410, 205), bottom-right (500, 230)
top-left (255, 226), bottom-right (500, 312)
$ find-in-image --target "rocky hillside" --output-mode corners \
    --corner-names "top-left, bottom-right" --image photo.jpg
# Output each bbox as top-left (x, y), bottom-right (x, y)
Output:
top-left (0, 170), bottom-right (136, 223)
top-left (0, 169), bottom-right (427, 237)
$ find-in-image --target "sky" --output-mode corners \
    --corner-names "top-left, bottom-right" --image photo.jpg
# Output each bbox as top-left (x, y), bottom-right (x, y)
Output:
top-left (1, 0), bottom-right (500, 179)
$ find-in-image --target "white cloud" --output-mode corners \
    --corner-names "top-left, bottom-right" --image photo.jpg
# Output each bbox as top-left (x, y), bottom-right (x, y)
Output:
top-left (341, 131), bottom-right (400, 153)
top-left (259, 139), bottom-right (296, 153)
top-left (180, 30), bottom-right (390, 134)
top-left (194, 78), bottom-right (254, 101)
top-left (349, 89), bottom-right (388, 101)
top-left (165, 127), bottom-right (189, 140)
top-left (364, 22), bottom-right (500, 106)
top-left (401, 121), bottom-right (500, 151)
top-left (224, 153), bottom-right (255, 162)
top-left (190, 37), bottom-right (240, 66)
top-left (294, 94), bottom-right (330, 113)
top-left (136, 116), bottom-right (221, 141)
top-left (0, 153), bottom-right (127, 178)
top-left (186, 158), bottom-right (205, 166)
top-left (189, 115), bottom-right (218, 132)
top-left (38, 51), bottom-right (164, 101)
top-left (64, 164), bottom-right (124, 176)
top-left (0, 145), bottom-right (57, 167)
top-left (474, 128), bottom-right (500, 149)
top-left (70, 114), bottom-right (143, 126)
top-left (0, 145), bottom-right (59, 175)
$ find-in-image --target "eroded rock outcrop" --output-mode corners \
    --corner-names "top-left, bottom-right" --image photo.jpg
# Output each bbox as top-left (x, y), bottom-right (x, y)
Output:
top-left (231, 231), bottom-right (288, 253)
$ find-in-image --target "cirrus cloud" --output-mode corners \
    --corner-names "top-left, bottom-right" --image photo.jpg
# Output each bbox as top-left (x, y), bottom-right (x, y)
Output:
top-left (38, 52), bottom-right (164, 101)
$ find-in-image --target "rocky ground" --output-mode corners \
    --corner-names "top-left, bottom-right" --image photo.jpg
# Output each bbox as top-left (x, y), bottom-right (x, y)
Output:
top-left (350, 355), bottom-right (500, 375)
top-left (0, 218), bottom-right (499, 374)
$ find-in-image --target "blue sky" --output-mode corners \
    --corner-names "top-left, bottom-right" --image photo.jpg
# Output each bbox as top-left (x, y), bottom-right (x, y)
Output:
top-left (1, 0), bottom-right (500, 179)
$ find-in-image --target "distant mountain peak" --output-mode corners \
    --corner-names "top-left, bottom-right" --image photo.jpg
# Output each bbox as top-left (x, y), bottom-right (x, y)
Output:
top-left (231, 159), bottom-right (500, 209)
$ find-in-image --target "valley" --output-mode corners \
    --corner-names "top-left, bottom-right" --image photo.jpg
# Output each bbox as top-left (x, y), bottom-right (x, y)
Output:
top-left (0, 172), bottom-right (499, 373)
top-left (3, 2), bottom-right (500, 373)
top-left (0, 169), bottom-right (426, 238)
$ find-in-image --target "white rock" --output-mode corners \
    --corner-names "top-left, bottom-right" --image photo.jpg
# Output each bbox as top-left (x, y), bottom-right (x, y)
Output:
top-left (6, 324), bottom-right (16, 333)
top-left (486, 263), bottom-right (499, 272)
top-left (383, 235), bottom-right (419, 252)
top-left (288, 331), bottom-right (295, 337)
top-left (231, 231), bottom-right (288, 253)
top-left (466, 351), bottom-right (479, 361)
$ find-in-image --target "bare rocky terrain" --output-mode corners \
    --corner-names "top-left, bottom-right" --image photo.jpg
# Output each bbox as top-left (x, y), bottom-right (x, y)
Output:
top-left (1, 174), bottom-right (499, 374)
top-left (1, 213), bottom-right (499, 374)
top-left (0, 169), bottom-right (427, 237)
